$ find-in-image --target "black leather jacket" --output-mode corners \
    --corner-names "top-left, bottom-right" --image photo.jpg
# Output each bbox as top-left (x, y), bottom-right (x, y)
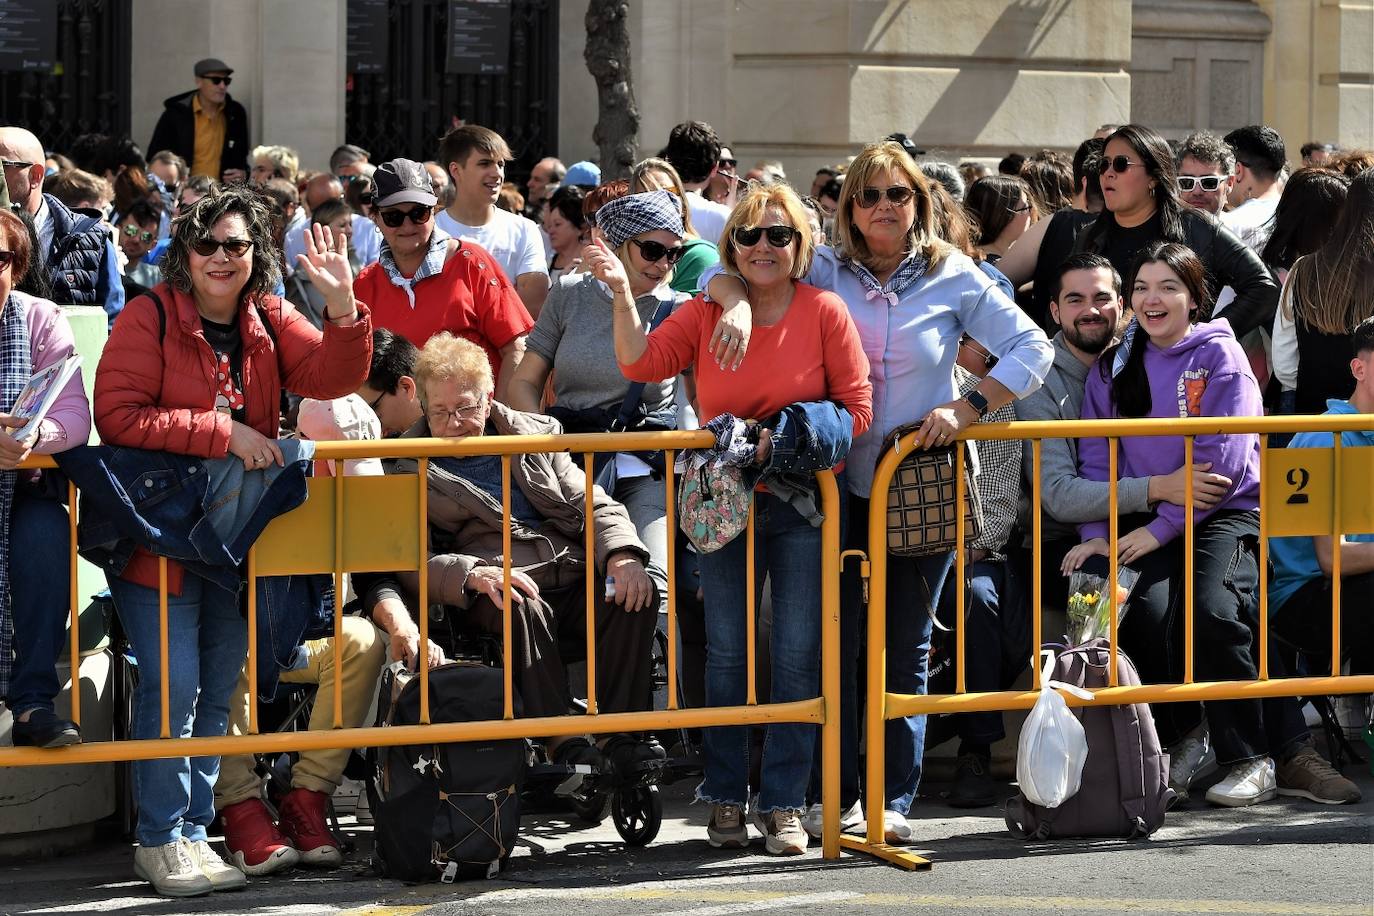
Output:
top-left (1075, 208), bottom-right (1279, 340)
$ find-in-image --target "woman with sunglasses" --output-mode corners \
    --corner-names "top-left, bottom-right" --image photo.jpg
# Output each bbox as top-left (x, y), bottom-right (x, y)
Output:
top-left (703, 140), bottom-right (1051, 844)
top-left (352, 158), bottom-right (533, 404)
top-left (630, 157), bottom-right (722, 295)
top-left (508, 189), bottom-right (692, 630)
top-left (94, 183), bottom-right (372, 897)
top-left (962, 175), bottom-right (1037, 263)
top-left (609, 182), bottom-right (872, 855)
top-left (1002, 125), bottom-right (1278, 340)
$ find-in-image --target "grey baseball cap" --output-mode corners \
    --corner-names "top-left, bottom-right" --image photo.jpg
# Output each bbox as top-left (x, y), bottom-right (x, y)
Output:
top-left (194, 58), bottom-right (234, 77)
top-left (373, 158), bottom-right (438, 208)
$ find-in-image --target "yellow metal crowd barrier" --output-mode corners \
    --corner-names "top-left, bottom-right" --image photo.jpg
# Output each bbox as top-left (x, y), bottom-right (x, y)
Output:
top-left (845, 414), bottom-right (1374, 871)
top-left (2, 418), bottom-right (1372, 872)
top-left (0, 432), bottom-right (846, 860)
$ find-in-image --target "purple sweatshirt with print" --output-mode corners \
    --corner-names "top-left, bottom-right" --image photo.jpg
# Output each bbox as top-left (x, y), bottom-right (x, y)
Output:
top-left (1078, 319), bottom-right (1261, 547)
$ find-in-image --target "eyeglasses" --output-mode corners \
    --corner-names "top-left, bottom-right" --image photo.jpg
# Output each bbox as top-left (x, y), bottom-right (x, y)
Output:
top-left (191, 237), bottom-right (253, 257)
top-left (378, 205), bottom-right (433, 228)
top-left (732, 225), bottom-right (797, 248)
top-left (427, 403), bottom-right (485, 425)
top-left (1, 159), bottom-right (34, 170)
top-left (122, 224), bottom-right (156, 243)
top-left (1177, 175), bottom-right (1228, 192)
top-left (203, 75), bottom-right (232, 86)
top-left (854, 185), bottom-right (915, 209)
top-left (1098, 155), bottom-right (1144, 175)
top-left (628, 238), bottom-right (687, 265)
top-left (0, 250), bottom-right (13, 271)
top-left (1007, 202), bottom-right (1033, 214)
top-left (366, 389), bottom-right (387, 412)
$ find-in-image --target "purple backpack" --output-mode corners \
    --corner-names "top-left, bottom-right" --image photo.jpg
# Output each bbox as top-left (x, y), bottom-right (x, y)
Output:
top-left (1005, 639), bottom-right (1176, 840)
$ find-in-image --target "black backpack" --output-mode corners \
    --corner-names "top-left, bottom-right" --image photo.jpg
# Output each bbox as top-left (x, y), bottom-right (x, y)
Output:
top-left (368, 662), bottom-right (527, 883)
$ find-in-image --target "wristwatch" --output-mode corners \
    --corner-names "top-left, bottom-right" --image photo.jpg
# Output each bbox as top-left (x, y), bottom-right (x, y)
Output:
top-left (962, 390), bottom-right (990, 419)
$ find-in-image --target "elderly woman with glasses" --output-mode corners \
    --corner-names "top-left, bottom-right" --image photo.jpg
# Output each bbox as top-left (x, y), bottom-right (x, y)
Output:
top-left (606, 183), bottom-right (873, 856)
top-left (94, 183), bottom-right (372, 898)
top-left (703, 140), bottom-right (1052, 844)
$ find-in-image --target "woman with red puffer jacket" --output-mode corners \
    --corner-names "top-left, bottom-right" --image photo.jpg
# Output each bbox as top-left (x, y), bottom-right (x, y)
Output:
top-left (94, 184), bottom-right (372, 899)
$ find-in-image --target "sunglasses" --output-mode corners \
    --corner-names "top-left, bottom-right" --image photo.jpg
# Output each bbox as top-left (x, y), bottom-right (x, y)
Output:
top-left (1, 159), bottom-right (34, 171)
top-left (718, 158), bottom-right (737, 169)
top-left (854, 185), bottom-right (915, 209)
top-left (191, 237), bottom-right (253, 257)
top-left (732, 225), bottom-right (797, 248)
top-left (0, 250), bottom-right (13, 271)
top-left (1177, 175), bottom-right (1228, 192)
top-left (378, 205), bottom-right (433, 228)
top-left (1098, 155), bottom-right (1144, 175)
top-left (122, 224), bottom-right (155, 243)
top-left (203, 75), bottom-right (232, 86)
top-left (628, 238), bottom-right (686, 265)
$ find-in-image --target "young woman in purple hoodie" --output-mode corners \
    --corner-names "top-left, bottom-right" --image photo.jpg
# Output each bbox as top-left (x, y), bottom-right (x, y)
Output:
top-left (1063, 241), bottom-right (1318, 809)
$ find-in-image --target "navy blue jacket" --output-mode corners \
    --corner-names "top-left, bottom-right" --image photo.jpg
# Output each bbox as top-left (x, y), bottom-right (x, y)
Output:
top-left (43, 194), bottom-right (117, 313)
top-left (56, 443), bottom-right (330, 700)
top-left (760, 399), bottom-right (854, 524)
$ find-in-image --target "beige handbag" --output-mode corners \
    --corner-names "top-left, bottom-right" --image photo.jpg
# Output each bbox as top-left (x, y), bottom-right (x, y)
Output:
top-left (884, 426), bottom-right (983, 557)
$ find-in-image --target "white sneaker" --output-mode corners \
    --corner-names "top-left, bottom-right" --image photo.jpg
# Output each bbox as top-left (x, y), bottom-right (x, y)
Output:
top-left (133, 841), bottom-right (214, 898)
top-left (1205, 757), bottom-right (1277, 808)
top-left (800, 800), bottom-right (866, 840)
top-left (183, 838), bottom-right (247, 891)
top-left (882, 808), bottom-right (912, 845)
top-left (1167, 726), bottom-right (1216, 801)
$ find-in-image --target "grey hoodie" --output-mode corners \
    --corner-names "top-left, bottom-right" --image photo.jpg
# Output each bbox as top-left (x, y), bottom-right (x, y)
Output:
top-left (1013, 332), bottom-right (1151, 542)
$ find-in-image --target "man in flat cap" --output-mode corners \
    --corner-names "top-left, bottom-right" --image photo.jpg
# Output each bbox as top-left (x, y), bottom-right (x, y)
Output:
top-left (149, 58), bottom-right (250, 183)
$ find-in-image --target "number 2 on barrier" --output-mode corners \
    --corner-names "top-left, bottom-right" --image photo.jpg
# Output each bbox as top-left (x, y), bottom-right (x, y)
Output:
top-left (1264, 447), bottom-right (1374, 537)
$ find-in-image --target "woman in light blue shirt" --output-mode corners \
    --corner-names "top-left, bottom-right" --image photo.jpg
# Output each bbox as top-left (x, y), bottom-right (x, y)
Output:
top-left (705, 140), bottom-right (1051, 842)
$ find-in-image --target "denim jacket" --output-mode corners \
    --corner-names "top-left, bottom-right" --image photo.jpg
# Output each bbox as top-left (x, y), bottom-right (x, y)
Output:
top-left (760, 400), bottom-right (853, 525)
top-left (56, 440), bottom-right (329, 700)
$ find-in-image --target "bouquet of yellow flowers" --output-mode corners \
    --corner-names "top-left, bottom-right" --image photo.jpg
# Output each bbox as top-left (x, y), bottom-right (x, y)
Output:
top-left (1065, 568), bottom-right (1140, 646)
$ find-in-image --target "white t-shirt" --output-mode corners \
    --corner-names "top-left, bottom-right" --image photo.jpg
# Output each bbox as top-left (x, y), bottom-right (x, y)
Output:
top-left (1222, 196), bottom-right (1278, 253)
top-left (435, 207), bottom-right (548, 283)
top-left (687, 192), bottom-right (732, 248)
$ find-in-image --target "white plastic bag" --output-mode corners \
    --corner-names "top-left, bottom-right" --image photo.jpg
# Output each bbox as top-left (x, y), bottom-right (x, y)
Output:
top-left (1016, 650), bottom-right (1094, 808)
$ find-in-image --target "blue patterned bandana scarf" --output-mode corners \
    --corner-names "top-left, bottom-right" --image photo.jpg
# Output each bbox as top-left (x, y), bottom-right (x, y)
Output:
top-left (0, 293), bottom-right (32, 697)
top-left (839, 249), bottom-right (929, 306)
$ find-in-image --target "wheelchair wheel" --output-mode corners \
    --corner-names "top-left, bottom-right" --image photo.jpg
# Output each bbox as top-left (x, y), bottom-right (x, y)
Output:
top-left (568, 789), bottom-right (610, 824)
top-left (611, 783), bottom-right (661, 846)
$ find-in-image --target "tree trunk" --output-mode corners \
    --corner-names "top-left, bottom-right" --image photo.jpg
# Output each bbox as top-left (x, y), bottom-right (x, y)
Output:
top-left (584, 0), bottom-right (639, 180)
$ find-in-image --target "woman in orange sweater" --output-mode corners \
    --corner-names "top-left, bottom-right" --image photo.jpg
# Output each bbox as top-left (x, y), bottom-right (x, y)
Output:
top-left (604, 185), bottom-right (872, 856)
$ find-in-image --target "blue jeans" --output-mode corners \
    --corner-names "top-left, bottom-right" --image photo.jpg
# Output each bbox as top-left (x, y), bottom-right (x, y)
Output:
top-left (6, 487), bottom-right (72, 715)
top-left (696, 493), bottom-right (821, 813)
top-left (109, 574), bottom-right (247, 848)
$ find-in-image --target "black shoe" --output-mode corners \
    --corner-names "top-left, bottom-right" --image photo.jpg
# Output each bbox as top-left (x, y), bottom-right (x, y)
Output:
top-left (12, 708), bottom-right (81, 748)
top-left (604, 735), bottom-right (667, 781)
top-left (552, 737), bottom-right (605, 772)
top-left (948, 751), bottom-right (997, 808)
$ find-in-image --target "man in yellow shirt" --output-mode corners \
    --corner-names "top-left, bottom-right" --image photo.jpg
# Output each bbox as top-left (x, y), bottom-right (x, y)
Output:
top-left (148, 58), bottom-right (249, 183)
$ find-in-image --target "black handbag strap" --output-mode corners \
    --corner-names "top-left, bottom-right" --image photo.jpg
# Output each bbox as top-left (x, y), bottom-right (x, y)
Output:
top-left (610, 296), bottom-right (675, 432)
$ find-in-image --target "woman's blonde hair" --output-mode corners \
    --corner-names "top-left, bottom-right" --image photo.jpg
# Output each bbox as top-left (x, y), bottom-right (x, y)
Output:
top-left (414, 332), bottom-right (494, 407)
top-left (833, 140), bottom-right (949, 268)
top-left (720, 183), bottom-right (816, 280)
top-left (629, 157), bottom-right (699, 240)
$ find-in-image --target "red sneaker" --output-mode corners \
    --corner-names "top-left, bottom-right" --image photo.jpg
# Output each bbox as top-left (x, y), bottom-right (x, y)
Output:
top-left (277, 788), bottom-right (343, 868)
top-left (219, 797), bottom-right (300, 876)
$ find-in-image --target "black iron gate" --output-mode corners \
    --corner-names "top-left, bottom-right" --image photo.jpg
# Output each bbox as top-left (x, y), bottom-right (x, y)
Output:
top-left (345, 0), bottom-right (559, 180)
top-left (0, 0), bottom-right (133, 154)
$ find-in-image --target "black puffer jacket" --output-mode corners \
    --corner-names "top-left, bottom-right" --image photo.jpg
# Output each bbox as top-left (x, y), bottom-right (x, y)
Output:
top-left (1074, 208), bottom-right (1279, 340)
top-left (147, 89), bottom-right (249, 177)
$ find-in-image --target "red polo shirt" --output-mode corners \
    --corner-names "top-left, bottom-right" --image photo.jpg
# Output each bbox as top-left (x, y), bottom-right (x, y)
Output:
top-left (353, 240), bottom-right (533, 379)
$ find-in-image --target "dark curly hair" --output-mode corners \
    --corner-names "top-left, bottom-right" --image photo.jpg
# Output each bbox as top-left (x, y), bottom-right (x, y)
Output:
top-left (162, 184), bottom-right (281, 301)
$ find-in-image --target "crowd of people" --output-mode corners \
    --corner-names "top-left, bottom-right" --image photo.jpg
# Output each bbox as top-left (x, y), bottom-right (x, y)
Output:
top-left (0, 55), bottom-right (1370, 897)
